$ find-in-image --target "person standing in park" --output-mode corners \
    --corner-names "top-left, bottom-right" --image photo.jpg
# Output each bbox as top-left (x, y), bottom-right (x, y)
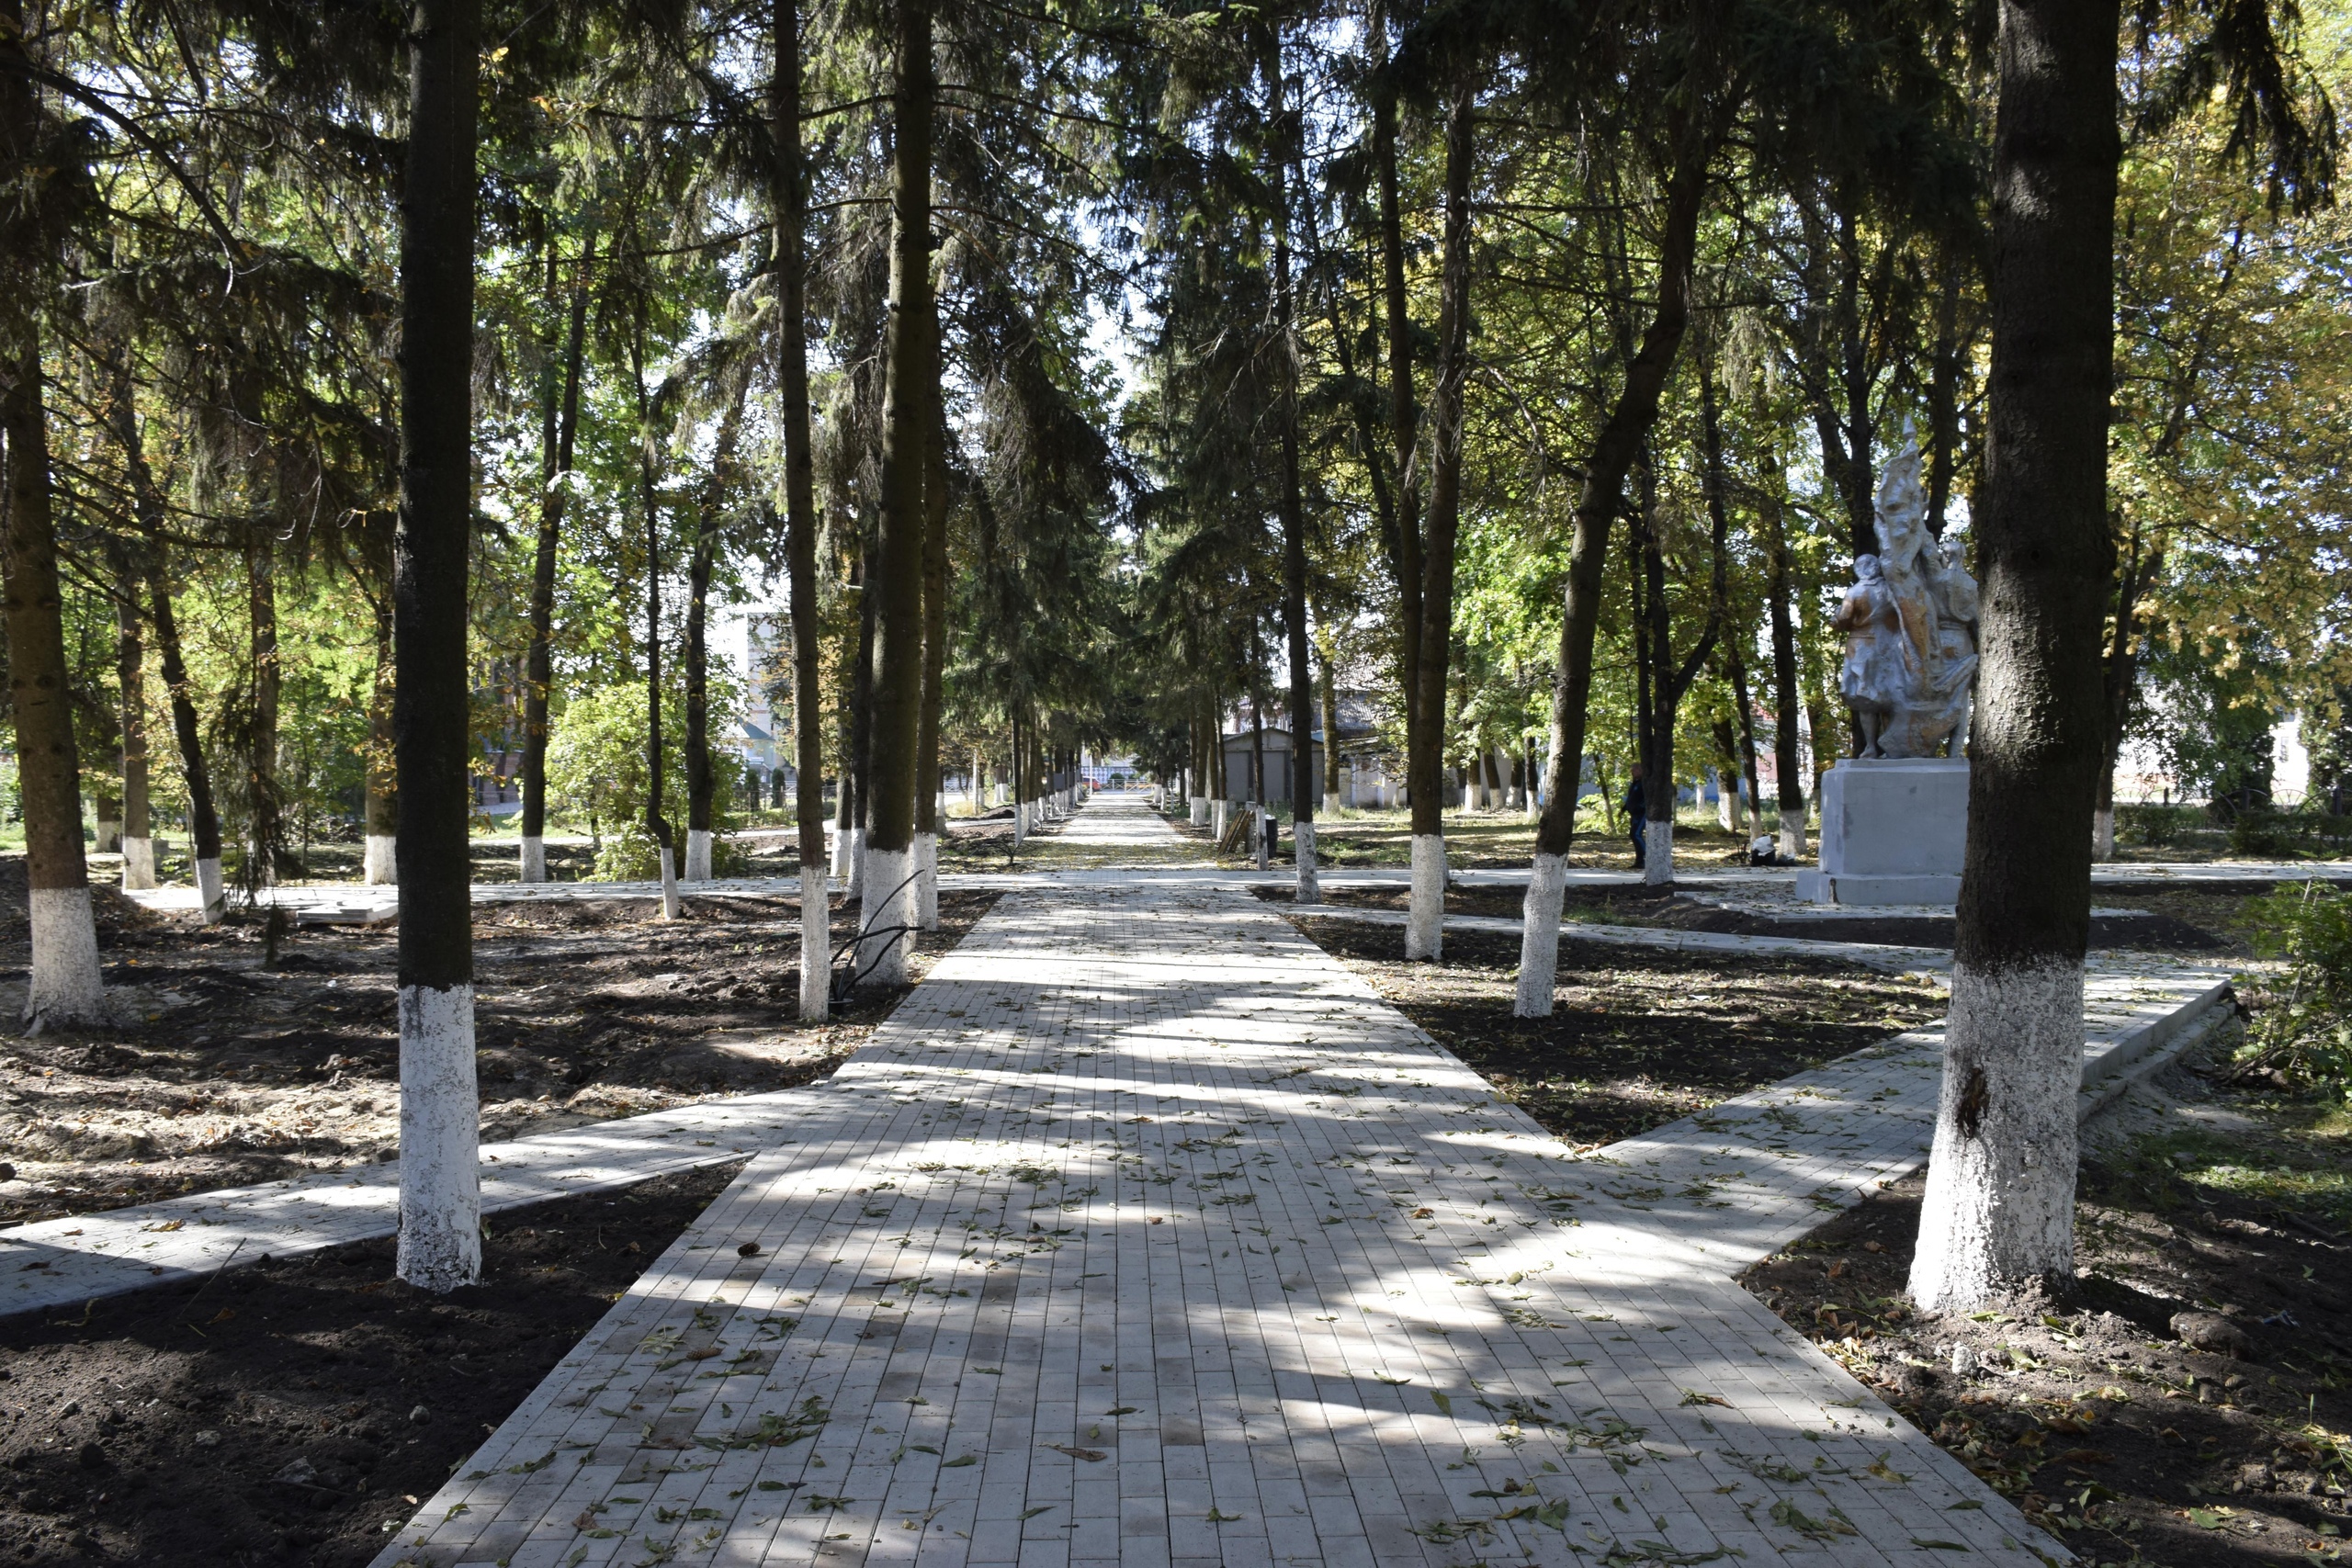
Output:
top-left (1623, 763), bottom-right (1647, 870)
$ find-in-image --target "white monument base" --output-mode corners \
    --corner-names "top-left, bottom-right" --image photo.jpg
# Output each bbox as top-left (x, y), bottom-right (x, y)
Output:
top-left (1794, 756), bottom-right (1967, 906)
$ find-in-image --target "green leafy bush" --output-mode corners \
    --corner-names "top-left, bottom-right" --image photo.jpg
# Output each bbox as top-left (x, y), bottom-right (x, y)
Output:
top-left (2233, 882), bottom-right (2352, 1097)
top-left (2115, 802), bottom-right (2197, 848)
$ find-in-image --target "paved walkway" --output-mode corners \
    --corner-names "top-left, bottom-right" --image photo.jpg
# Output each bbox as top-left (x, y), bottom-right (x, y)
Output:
top-left (0, 1089), bottom-right (823, 1317)
top-left (368, 797), bottom-right (2133, 1568)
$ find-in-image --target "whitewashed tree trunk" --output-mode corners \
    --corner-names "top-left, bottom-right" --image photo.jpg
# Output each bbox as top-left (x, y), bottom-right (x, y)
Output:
top-left (365, 834), bottom-right (398, 886)
top-left (798, 866), bottom-right (831, 1021)
top-left (914, 829), bottom-right (939, 929)
top-left (684, 827), bottom-right (713, 881)
top-left (94, 815), bottom-right (121, 854)
top-left (856, 845), bottom-right (912, 987)
top-left (1294, 819), bottom-right (1318, 905)
top-left (1012, 806), bottom-right (1028, 848)
top-left (1779, 818), bottom-right (1807, 862)
top-left (1407, 833), bottom-right (1445, 961)
top-left (829, 821), bottom-right (850, 877)
top-left (395, 982), bottom-right (481, 1292)
top-left (1716, 783), bottom-right (1736, 832)
top-left (1908, 958), bottom-right (2084, 1312)
top-left (26, 888), bottom-right (105, 1031)
top-left (845, 829), bottom-right (866, 896)
top-left (1253, 804), bottom-right (1270, 870)
top-left (1513, 852), bottom-right (1568, 1016)
top-left (518, 836), bottom-right (545, 883)
top-left (195, 856), bottom-right (225, 924)
top-left (119, 837), bottom-right (155, 892)
top-left (658, 845), bottom-right (681, 920)
top-left (1644, 818), bottom-right (1674, 886)
top-left (1188, 794), bottom-right (1208, 826)
top-left (2090, 807), bottom-right (2114, 861)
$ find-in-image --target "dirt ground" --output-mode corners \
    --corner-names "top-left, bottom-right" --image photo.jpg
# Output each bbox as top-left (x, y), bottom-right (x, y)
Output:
top-left (0, 1159), bottom-right (741, 1568)
top-left (1744, 1054), bottom-right (2352, 1567)
top-left (1293, 920), bottom-right (1951, 1147)
top-left (0, 881), bottom-right (995, 1227)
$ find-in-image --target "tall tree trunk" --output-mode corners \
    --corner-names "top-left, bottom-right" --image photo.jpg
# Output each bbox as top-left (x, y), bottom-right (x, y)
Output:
top-left (1762, 427), bottom-right (1809, 857)
top-left (0, 0), bottom-right (101, 1027)
top-left (246, 524), bottom-right (286, 884)
top-left (912, 226), bottom-right (952, 931)
top-left (628, 310), bottom-right (679, 919)
top-left (392, 0), bottom-right (483, 1293)
top-left (848, 538), bottom-right (876, 894)
top-left (1728, 649), bottom-right (1763, 841)
top-left (1264, 21), bottom-right (1317, 905)
top-left (521, 228), bottom-right (591, 885)
top-left (2094, 526), bottom-right (2155, 861)
top-left (858, 0), bottom-right (931, 992)
top-left (1910, 0), bottom-right (2119, 1313)
top-left (366, 589), bottom-right (397, 884)
top-left (1371, 3), bottom-right (1420, 761)
top-left (1519, 124), bottom-right (1711, 1014)
top-left (1317, 623), bottom-right (1341, 814)
top-left (113, 549), bottom-right (153, 890)
top-left (771, 0), bottom-right (828, 1021)
top-left (683, 391), bottom-right (745, 883)
top-left (1404, 82), bottom-right (1475, 960)
top-left (1634, 355), bottom-right (1731, 885)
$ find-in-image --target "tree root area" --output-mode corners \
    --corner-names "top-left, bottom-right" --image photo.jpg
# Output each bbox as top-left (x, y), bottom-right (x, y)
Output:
top-left (1295, 922), bottom-right (1948, 1146)
top-left (1743, 1160), bottom-right (2352, 1566)
top-left (0, 1159), bottom-right (741, 1568)
top-left (0, 889), bottom-right (996, 1227)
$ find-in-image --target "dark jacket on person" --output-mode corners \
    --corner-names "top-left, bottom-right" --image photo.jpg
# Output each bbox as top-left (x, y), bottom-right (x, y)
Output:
top-left (1623, 776), bottom-right (1646, 830)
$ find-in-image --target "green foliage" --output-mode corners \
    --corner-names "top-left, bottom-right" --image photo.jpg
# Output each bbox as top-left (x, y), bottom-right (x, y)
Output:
top-left (2237, 883), bottom-right (2352, 1098)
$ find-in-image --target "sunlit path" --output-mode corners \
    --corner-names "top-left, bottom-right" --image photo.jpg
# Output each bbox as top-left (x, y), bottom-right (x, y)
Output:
top-left (369, 805), bottom-right (2077, 1568)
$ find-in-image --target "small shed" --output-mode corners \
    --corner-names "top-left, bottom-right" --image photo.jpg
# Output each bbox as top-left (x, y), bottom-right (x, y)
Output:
top-left (1218, 727), bottom-right (1324, 806)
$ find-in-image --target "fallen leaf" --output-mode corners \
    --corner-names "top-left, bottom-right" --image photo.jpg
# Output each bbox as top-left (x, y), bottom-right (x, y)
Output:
top-left (1046, 1445), bottom-right (1105, 1462)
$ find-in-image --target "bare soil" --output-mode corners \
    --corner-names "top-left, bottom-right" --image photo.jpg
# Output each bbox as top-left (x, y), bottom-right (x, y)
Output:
top-left (1744, 1063), bottom-right (2352, 1568)
top-left (0, 883), bottom-right (995, 1227)
top-left (1291, 920), bottom-right (1951, 1147)
top-left (0, 1159), bottom-right (741, 1568)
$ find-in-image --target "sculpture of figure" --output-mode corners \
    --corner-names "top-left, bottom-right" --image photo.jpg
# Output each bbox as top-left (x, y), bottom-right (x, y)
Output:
top-left (1835, 424), bottom-right (1981, 758)
top-left (1833, 554), bottom-right (1913, 758)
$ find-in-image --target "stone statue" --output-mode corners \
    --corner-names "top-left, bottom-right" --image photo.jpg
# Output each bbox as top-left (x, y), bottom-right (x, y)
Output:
top-left (1833, 425), bottom-right (1979, 758)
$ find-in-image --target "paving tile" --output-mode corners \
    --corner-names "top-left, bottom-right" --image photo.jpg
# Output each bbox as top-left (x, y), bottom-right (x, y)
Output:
top-left (295, 797), bottom-right (2211, 1566)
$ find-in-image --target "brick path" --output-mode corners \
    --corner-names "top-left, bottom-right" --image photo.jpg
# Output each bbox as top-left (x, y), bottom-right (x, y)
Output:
top-left (368, 797), bottom-right (2109, 1568)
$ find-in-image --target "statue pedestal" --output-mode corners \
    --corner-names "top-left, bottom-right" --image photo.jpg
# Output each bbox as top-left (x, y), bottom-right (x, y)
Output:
top-left (1794, 757), bottom-right (1968, 905)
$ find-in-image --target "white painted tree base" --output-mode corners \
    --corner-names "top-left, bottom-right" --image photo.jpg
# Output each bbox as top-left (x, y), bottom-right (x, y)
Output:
top-left (1322, 793), bottom-right (1340, 818)
top-left (829, 826), bottom-right (852, 878)
top-left (1779, 821), bottom-right (1807, 862)
top-left (94, 820), bottom-right (121, 855)
top-left (798, 866), bottom-right (831, 1021)
top-left (844, 829), bottom-right (866, 897)
top-left (855, 847), bottom-right (913, 987)
top-left (1188, 795), bottom-right (1208, 827)
top-left (1644, 819), bottom-right (1675, 886)
top-left (1294, 820), bottom-right (1319, 905)
top-left (1908, 957), bottom-right (2085, 1314)
top-left (119, 837), bottom-right (155, 892)
top-left (26, 887), bottom-right (106, 1030)
top-left (1407, 833), bottom-right (1445, 961)
top-left (1252, 805), bottom-right (1270, 871)
top-left (1012, 807), bottom-right (1028, 848)
top-left (913, 831), bottom-right (939, 930)
top-left (195, 857), bottom-right (226, 924)
top-left (363, 834), bottom-right (397, 886)
top-left (684, 829), bottom-right (713, 882)
top-left (1513, 852), bottom-right (1568, 1017)
top-left (396, 982), bottom-right (481, 1292)
top-left (658, 847), bottom-right (681, 920)
top-left (2091, 807), bottom-right (2114, 862)
top-left (518, 836), bottom-right (546, 884)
